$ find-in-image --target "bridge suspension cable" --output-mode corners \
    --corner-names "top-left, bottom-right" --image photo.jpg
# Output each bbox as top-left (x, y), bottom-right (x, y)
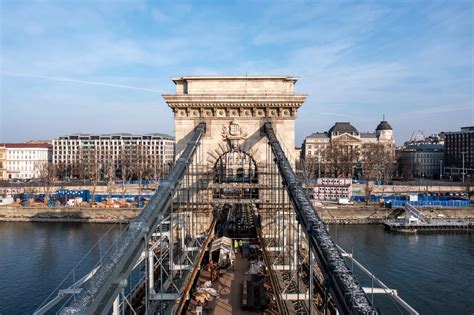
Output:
top-left (263, 122), bottom-right (377, 315)
top-left (51, 123), bottom-right (206, 315)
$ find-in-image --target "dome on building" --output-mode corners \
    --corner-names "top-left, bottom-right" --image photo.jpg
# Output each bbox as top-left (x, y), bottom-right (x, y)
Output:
top-left (328, 122), bottom-right (359, 134)
top-left (376, 120), bottom-right (392, 131)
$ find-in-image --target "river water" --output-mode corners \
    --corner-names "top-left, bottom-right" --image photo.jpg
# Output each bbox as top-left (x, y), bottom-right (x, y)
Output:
top-left (328, 224), bottom-right (473, 314)
top-left (0, 222), bottom-right (472, 314)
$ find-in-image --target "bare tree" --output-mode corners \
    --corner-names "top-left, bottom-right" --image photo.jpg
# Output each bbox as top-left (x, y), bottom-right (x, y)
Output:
top-left (82, 147), bottom-right (101, 205)
top-left (72, 147), bottom-right (87, 180)
top-left (322, 144), bottom-right (357, 178)
top-left (131, 144), bottom-right (152, 198)
top-left (152, 154), bottom-right (163, 182)
top-left (119, 149), bottom-right (133, 200)
top-left (103, 147), bottom-right (116, 199)
top-left (397, 152), bottom-right (414, 180)
top-left (297, 156), bottom-right (319, 180)
top-left (361, 143), bottom-right (395, 204)
top-left (35, 161), bottom-right (57, 204)
top-left (55, 161), bottom-right (68, 181)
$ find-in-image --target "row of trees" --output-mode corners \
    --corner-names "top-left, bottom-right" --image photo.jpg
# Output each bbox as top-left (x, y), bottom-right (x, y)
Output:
top-left (298, 143), bottom-right (395, 181)
top-left (35, 146), bottom-right (172, 203)
top-left (298, 143), bottom-right (395, 204)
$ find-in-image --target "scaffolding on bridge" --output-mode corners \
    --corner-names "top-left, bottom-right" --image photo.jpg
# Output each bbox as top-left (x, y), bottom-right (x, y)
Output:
top-left (36, 121), bottom-right (421, 315)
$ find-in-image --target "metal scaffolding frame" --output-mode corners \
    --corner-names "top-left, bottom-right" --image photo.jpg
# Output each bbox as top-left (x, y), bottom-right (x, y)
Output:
top-left (35, 123), bottom-right (208, 315)
top-left (37, 120), bottom-right (393, 315)
top-left (263, 122), bottom-right (377, 315)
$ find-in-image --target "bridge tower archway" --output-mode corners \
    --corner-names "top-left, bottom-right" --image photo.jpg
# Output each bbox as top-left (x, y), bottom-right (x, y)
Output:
top-left (214, 150), bottom-right (258, 184)
top-left (162, 76), bottom-right (307, 204)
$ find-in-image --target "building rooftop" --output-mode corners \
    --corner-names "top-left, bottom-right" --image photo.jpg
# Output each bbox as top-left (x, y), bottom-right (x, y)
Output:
top-left (59, 133), bottom-right (174, 140)
top-left (172, 75), bottom-right (298, 81)
top-left (444, 126), bottom-right (474, 134)
top-left (376, 120), bottom-right (392, 131)
top-left (306, 132), bottom-right (329, 139)
top-left (0, 143), bottom-right (52, 148)
top-left (360, 133), bottom-right (377, 138)
top-left (328, 122), bottom-right (359, 134)
top-left (166, 75), bottom-right (306, 96)
top-left (404, 143), bottom-right (444, 151)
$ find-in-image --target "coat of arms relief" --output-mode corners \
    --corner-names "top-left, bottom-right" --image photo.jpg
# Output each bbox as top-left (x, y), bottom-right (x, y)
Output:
top-left (222, 120), bottom-right (248, 150)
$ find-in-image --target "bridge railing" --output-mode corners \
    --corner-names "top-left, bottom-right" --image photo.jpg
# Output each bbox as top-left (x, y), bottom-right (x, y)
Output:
top-left (35, 123), bottom-right (207, 315)
top-left (263, 122), bottom-right (377, 315)
top-left (405, 203), bottom-right (428, 223)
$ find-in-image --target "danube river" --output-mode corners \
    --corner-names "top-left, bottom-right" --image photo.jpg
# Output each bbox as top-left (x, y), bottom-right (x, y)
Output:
top-left (0, 222), bottom-right (472, 314)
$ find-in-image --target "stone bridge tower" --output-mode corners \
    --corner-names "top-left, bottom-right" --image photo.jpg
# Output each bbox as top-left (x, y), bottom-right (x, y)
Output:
top-left (163, 76), bottom-right (307, 205)
top-left (163, 76), bottom-right (306, 164)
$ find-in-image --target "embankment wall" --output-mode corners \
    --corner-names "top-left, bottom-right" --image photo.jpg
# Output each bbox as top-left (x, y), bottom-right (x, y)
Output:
top-left (0, 205), bottom-right (472, 224)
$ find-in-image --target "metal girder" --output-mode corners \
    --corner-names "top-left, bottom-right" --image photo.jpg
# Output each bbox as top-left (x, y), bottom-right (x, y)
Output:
top-left (59, 123), bottom-right (206, 315)
top-left (263, 122), bottom-right (377, 315)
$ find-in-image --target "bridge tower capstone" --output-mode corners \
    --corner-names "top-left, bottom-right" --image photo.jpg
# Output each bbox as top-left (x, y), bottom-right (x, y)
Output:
top-left (162, 76), bottom-right (307, 168)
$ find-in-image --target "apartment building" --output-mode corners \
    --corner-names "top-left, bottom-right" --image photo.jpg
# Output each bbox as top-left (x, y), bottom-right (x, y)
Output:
top-left (1, 143), bottom-right (52, 179)
top-left (52, 133), bottom-right (175, 179)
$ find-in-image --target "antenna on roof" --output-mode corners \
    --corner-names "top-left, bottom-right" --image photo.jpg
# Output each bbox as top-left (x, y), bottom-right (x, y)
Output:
top-left (383, 114), bottom-right (385, 121)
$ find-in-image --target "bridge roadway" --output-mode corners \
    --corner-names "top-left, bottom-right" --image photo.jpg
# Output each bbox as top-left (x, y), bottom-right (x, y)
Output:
top-left (37, 122), bottom-right (377, 314)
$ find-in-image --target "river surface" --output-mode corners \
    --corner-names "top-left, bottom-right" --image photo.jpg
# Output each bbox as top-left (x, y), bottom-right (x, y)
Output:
top-left (0, 222), bottom-right (121, 315)
top-left (328, 224), bottom-right (474, 314)
top-left (0, 222), bottom-right (472, 314)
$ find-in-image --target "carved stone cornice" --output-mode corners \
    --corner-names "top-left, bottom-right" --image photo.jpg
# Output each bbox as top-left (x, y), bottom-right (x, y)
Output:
top-left (162, 94), bottom-right (307, 109)
top-left (171, 106), bottom-right (300, 118)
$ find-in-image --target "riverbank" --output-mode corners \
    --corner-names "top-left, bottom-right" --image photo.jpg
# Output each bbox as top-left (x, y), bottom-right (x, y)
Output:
top-left (308, 205), bottom-right (474, 224)
top-left (0, 206), bottom-right (140, 223)
top-left (0, 205), bottom-right (472, 224)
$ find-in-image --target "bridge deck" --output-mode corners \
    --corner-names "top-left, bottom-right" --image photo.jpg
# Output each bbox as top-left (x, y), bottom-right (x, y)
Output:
top-left (186, 252), bottom-right (272, 315)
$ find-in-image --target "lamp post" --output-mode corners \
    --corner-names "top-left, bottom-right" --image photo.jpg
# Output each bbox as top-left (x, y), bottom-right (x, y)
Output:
top-left (318, 152), bottom-right (321, 178)
top-left (439, 160), bottom-right (443, 180)
top-left (461, 151), bottom-right (466, 183)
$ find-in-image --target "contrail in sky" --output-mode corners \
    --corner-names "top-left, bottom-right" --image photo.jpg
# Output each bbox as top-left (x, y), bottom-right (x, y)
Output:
top-left (1, 71), bottom-right (164, 93)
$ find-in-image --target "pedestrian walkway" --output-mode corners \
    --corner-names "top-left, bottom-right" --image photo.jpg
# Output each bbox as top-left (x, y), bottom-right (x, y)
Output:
top-left (187, 252), bottom-right (262, 315)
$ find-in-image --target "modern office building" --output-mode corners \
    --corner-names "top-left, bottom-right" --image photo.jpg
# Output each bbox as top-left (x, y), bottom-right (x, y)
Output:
top-left (52, 133), bottom-right (175, 179)
top-left (1, 143), bottom-right (52, 179)
top-left (397, 143), bottom-right (444, 179)
top-left (444, 126), bottom-right (474, 180)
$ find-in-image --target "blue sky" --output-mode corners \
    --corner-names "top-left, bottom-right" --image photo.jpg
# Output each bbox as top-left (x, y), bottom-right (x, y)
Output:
top-left (1, 0), bottom-right (473, 145)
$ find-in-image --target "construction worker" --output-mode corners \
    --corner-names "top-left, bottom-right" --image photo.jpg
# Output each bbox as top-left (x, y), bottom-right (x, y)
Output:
top-left (234, 239), bottom-right (239, 254)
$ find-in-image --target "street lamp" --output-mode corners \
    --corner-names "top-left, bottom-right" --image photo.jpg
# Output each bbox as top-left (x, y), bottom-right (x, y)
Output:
top-left (318, 152), bottom-right (321, 178)
top-left (439, 160), bottom-right (443, 180)
top-left (461, 151), bottom-right (466, 183)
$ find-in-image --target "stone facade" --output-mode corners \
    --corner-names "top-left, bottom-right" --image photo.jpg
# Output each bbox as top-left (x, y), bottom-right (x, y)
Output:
top-left (163, 76), bottom-right (306, 169)
top-left (0, 145), bottom-right (6, 180)
top-left (302, 121), bottom-right (395, 160)
top-left (397, 143), bottom-right (444, 179)
top-left (1, 143), bottom-right (52, 179)
top-left (52, 133), bottom-right (175, 179)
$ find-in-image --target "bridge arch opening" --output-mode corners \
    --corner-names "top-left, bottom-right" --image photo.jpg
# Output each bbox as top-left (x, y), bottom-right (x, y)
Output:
top-left (213, 150), bottom-right (258, 200)
top-left (214, 150), bottom-right (258, 184)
